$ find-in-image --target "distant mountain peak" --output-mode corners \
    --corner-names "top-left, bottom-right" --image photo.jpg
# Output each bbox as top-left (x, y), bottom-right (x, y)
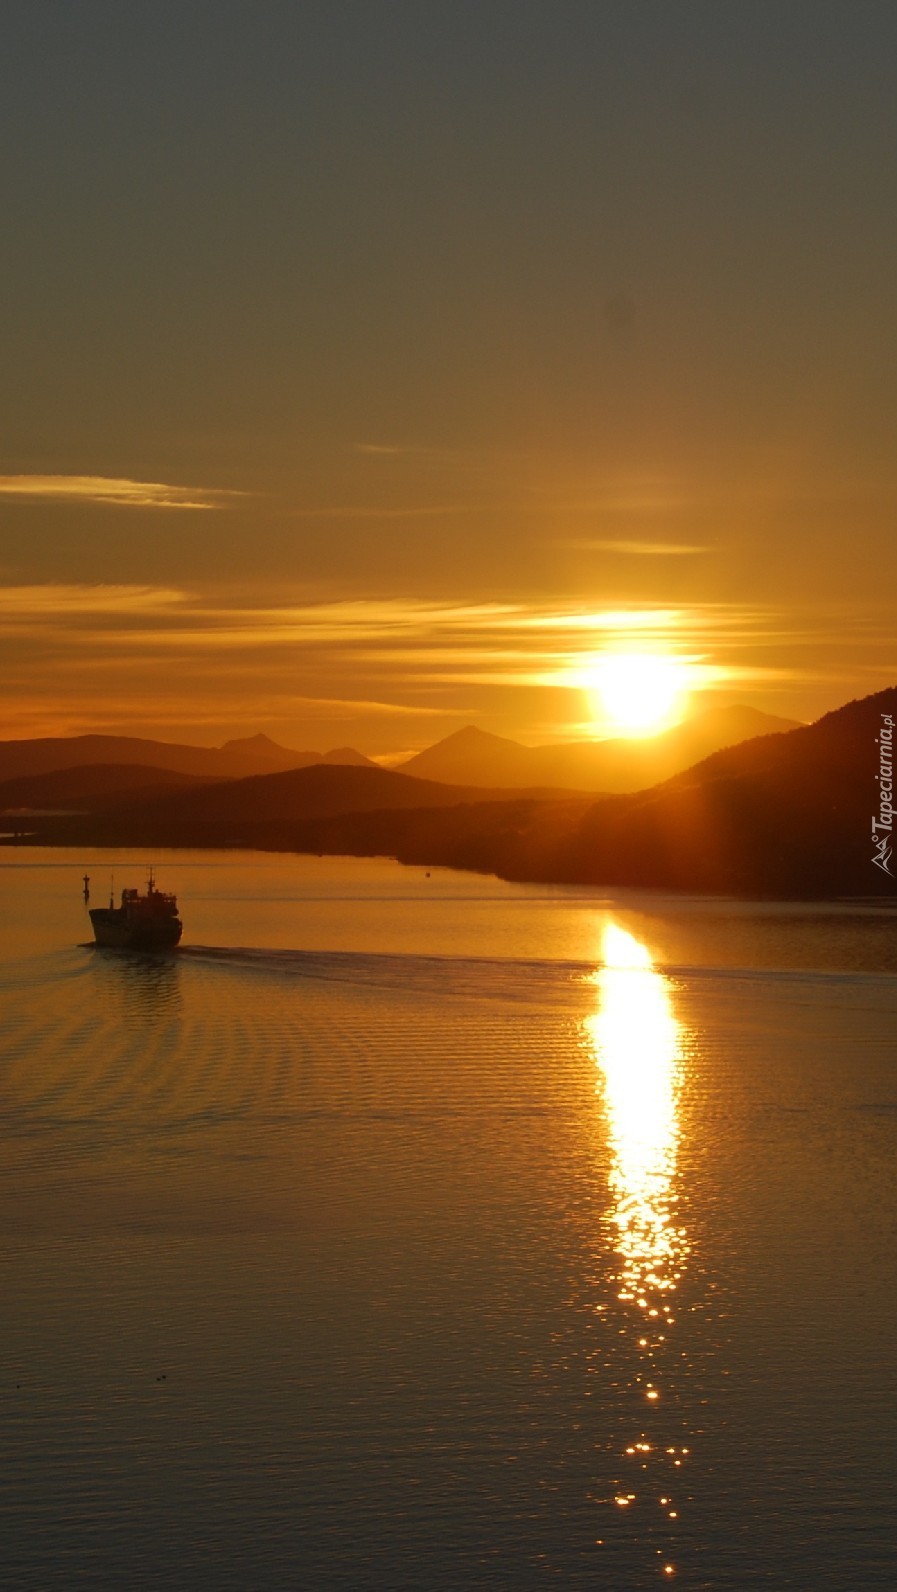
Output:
top-left (420, 724), bottom-right (524, 751)
top-left (220, 732), bottom-right (293, 753)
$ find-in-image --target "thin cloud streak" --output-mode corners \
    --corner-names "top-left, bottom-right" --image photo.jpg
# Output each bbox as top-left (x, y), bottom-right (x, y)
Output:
top-left (3, 589), bottom-right (867, 656)
top-left (3, 586), bottom-right (877, 744)
top-left (355, 442), bottom-right (452, 459)
top-left (563, 540), bottom-right (707, 555)
top-left (0, 591), bottom-right (797, 655)
top-left (0, 583), bottom-right (188, 614)
top-left (289, 505), bottom-right (478, 520)
top-left (0, 688), bottom-right (469, 742)
top-left (355, 443), bottom-right (412, 456)
top-left (0, 475), bottom-right (239, 509)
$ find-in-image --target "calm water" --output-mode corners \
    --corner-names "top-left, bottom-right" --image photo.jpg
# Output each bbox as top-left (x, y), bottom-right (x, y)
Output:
top-left (1, 849), bottom-right (896, 1589)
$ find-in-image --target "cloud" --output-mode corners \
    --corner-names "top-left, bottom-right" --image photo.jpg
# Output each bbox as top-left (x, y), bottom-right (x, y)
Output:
top-left (0, 475), bottom-right (239, 509)
top-left (277, 695), bottom-right (466, 718)
top-left (2, 586), bottom-right (844, 746)
top-left (354, 442), bottom-right (466, 460)
top-left (0, 583), bottom-right (188, 615)
top-left (0, 687), bottom-right (473, 742)
top-left (353, 441), bottom-right (491, 471)
top-left (355, 443), bottom-right (413, 456)
top-left (0, 591), bottom-right (779, 668)
top-left (289, 504), bottom-right (475, 519)
top-left (563, 539), bottom-right (707, 556)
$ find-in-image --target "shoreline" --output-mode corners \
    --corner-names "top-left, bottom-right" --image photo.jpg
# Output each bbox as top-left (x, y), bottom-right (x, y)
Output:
top-left (3, 828), bottom-right (897, 907)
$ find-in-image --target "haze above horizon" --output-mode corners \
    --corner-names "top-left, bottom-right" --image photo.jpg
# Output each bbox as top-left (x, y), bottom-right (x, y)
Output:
top-left (2, 2), bottom-right (896, 752)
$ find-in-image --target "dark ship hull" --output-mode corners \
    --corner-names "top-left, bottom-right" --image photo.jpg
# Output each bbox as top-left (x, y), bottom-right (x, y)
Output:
top-left (88, 873), bottom-right (182, 950)
top-left (89, 907), bottom-right (182, 950)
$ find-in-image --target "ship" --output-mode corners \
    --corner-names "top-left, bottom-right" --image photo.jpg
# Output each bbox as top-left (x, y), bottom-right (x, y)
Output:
top-left (88, 871), bottom-right (183, 950)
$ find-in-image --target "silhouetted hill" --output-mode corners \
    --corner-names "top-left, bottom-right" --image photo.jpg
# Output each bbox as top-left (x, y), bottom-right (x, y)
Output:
top-left (400, 703), bottom-right (800, 793)
top-left (22, 762), bottom-right (588, 846)
top-left (0, 732), bottom-right (374, 782)
top-left (123, 763), bottom-right (498, 828)
top-left (0, 763), bottom-right (212, 812)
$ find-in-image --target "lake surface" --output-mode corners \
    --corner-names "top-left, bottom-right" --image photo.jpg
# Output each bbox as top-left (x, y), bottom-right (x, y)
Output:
top-left (1, 848), bottom-right (896, 1588)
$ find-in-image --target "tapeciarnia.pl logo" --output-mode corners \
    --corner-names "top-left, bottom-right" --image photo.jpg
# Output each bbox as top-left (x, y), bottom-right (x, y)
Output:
top-left (872, 713), bottom-right (894, 876)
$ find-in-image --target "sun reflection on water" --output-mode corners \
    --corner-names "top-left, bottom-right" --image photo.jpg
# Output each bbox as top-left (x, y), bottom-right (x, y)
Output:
top-left (584, 921), bottom-right (691, 1577)
top-left (586, 923), bottom-right (688, 1328)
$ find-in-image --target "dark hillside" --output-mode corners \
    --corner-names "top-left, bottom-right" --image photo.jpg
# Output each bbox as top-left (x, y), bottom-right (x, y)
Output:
top-left (21, 762), bottom-right (591, 848)
top-left (0, 763), bottom-right (212, 812)
top-left (545, 687), bottom-right (897, 895)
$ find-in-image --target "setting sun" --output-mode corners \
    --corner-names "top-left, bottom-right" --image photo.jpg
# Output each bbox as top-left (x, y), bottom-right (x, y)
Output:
top-left (587, 652), bottom-right (691, 737)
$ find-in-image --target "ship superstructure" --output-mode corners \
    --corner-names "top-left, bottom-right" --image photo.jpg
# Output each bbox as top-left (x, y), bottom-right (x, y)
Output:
top-left (88, 871), bottom-right (182, 950)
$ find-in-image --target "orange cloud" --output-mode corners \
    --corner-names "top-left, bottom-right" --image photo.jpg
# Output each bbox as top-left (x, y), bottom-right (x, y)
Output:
top-left (0, 475), bottom-right (238, 509)
top-left (2, 586), bottom-right (868, 747)
top-left (0, 583), bottom-right (187, 616)
top-left (564, 540), bottom-right (707, 555)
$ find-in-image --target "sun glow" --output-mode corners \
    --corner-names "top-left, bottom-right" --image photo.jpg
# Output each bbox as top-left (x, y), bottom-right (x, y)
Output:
top-left (586, 652), bottom-right (691, 737)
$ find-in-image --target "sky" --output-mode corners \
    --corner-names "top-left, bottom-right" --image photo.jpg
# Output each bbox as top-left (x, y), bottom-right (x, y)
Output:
top-left (2, 0), bottom-right (897, 752)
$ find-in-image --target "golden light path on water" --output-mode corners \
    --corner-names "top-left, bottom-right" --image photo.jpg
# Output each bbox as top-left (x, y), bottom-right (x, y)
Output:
top-left (585, 922), bottom-right (691, 1580)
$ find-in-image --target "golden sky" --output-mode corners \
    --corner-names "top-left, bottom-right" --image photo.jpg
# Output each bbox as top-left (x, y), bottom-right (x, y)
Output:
top-left (2, 3), bottom-right (896, 751)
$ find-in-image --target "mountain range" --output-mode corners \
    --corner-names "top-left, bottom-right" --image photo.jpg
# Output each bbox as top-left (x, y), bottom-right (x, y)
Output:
top-left (0, 731), bottom-right (375, 783)
top-left (3, 688), bottom-right (895, 899)
top-left (262, 687), bottom-right (893, 899)
top-left (398, 703), bottom-right (800, 792)
top-left (0, 703), bottom-right (796, 796)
